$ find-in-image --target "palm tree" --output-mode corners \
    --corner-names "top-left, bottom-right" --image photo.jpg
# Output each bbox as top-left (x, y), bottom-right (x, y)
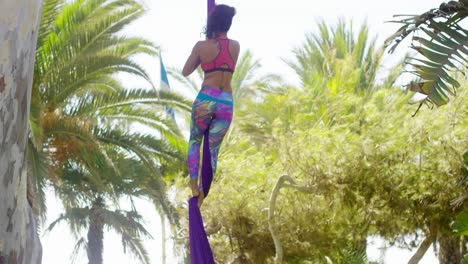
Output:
top-left (28, 1), bottom-right (191, 262)
top-left (48, 198), bottom-right (152, 264)
top-left (47, 153), bottom-right (163, 264)
top-left (28, 0), bottom-right (191, 222)
top-left (240, 20), bottom-right (392, 143)
top-left (269, 19), bottom-right (405, 134)
top-left (385, 0), bottom-right (467, 107)
top-left (287, 19), bottom-right (395, 94)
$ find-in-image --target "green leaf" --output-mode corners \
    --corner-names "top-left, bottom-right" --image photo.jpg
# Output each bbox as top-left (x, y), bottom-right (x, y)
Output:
top-left (452, 211), bottom-right (468, 235)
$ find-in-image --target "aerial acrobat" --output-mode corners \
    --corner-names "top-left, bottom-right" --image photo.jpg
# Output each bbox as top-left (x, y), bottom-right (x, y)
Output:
top-left (184, 0), bottom-right (240, 263)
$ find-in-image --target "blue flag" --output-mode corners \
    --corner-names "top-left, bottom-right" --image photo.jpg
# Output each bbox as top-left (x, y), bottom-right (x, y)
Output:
top-left (160, 55), bottom-right (175, 120)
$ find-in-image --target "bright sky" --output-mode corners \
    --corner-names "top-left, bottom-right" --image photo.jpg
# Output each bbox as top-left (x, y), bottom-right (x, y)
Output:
top-left (42, 0), bottom-right (444, 263)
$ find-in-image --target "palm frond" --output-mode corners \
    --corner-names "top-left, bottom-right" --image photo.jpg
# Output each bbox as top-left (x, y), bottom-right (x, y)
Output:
top-left (289, 19), bottom-right (385, 93)
top-left (47, 55), bottom-right (154, 107)
top-left (92, 89), bottom-right (192, 113)
top-left (37, 0), bottom-right (65, 58)
top-left (100, 209), bottom-right (152, 264)
top-left (44, 117), bottom-right (121, 185)
top-left (67, 88), bottom-right (190, 116)
top-left (109, 157), bottom-right (159, 196)
top-left (150, 193), bottom-right (181, 228)
top-left (97, 108), bottom-right (181, 138)
top-left (385, 0), bottom-right (467, 105)
top-left (231, 50), bottom-right (261, 90)
top-left (27, 139), bottom-right (49, 222)
top-left (385, 0), bottom-right (467, 53)
top-left (167, 67), bottom-right (201, 94)
top-left (71, 237), bottom-right (88, 264)
top-left (101, 209), bottom-right (152, 238)
top-left (68, 76), bottom-right (125, 98)
top-left (121, 235), bottom-right (151, 264)
top-left (46, 207), bottom-right (91, 236)
top-left (96, 129), bottom-right (183, 165)
top-left (36, 0), bottom-right (152, 106)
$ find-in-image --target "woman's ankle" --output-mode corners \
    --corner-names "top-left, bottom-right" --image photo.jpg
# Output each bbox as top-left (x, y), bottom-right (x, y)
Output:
top-left (190, 178), bottom-right (200, 197)
top-left (190, 178), bottom-right (198, 187)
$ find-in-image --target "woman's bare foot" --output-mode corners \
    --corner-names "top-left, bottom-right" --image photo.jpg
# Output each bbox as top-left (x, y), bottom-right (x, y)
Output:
top-left (198, 191), bottom-right (205, 208)
top-left (191, 178), bottom-right (200, 197)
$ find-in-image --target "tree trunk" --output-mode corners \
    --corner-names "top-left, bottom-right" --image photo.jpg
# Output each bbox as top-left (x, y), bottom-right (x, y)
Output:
top-left (438, 235), bottom-right (462, 264)
top-left (87, 197), bottom-right (104, 264)
top-left (0, 1), bottom-right (44, 263)
top-left (268, 175), bottom-right (314, 264)
top-left (407, 235), bottom-right (433, 264)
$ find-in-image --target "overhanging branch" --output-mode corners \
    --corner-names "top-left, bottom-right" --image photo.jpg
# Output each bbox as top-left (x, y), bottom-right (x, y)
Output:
top-left (268, 175), bottom-right (315, 264)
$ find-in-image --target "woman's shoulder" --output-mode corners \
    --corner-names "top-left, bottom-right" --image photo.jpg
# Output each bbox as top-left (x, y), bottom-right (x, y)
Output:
top-left (229, 39), bottom-right (240, 49)
top-left (228, 38), bottom-right (239, 45)
top-left (194, 39), bottom-right (214, 49)
top-left (194, 40), bottom-right (207, 47)
top-left (228, 39), bottom-right (240, 54)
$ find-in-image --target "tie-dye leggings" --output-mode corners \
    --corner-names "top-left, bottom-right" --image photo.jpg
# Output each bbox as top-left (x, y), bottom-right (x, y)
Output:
top-left (187, 86), bottom-right (233, 186)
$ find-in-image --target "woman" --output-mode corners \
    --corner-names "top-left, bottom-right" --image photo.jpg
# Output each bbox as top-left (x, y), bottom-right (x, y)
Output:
top-left (183, 4), bottom-right (240, 207)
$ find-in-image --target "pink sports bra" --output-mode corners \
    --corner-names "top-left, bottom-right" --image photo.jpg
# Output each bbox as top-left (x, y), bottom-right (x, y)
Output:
top-left (201, 38), bottom-right (235, 74)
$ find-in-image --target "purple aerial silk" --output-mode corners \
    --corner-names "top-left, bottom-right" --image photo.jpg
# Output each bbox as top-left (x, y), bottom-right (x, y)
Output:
top-left (189, 129), bottom-right (215, 263)
top-left (207, 0), bottom-right (215, 16)
top-left (189, 3), bottom-right (216, 263)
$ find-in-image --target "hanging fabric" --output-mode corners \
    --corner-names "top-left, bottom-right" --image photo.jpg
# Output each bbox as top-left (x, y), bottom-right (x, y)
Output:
top-left (188, 3), bottom-right (216, 263)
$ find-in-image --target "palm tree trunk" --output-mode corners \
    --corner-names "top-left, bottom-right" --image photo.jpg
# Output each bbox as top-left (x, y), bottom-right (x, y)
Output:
top-left (0, 1), bottom-right (44, 263)
top-left (438, 235), bottom-right (462, 264)
top-left (87, 197), bottom-right (105, 264)
top-left (161, 214), bottom-right (166, 264)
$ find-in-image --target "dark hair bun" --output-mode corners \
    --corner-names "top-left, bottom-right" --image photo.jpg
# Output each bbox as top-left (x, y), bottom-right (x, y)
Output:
top-left (227, 6), bottom-right (236, 17)
top-left (205, 4), bottom-right (236, 38)
top-left (211, 5), bottom-right (235, 18)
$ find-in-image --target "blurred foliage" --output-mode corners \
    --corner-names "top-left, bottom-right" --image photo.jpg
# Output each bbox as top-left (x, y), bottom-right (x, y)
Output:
top-left (172, 19), bottom-right (467, 263)
top-left (197, 81), bottom-right (466, 264)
